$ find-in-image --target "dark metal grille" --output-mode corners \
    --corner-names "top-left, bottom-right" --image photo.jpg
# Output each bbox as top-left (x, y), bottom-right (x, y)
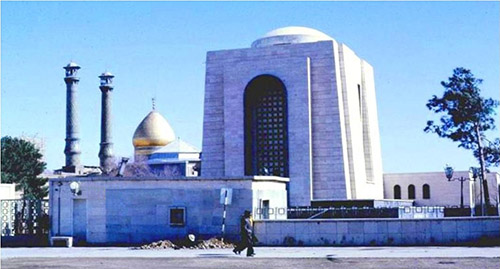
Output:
top-left (1, 199), bottom-right (49, 236)
top-left (245, 75), bottom-right (289, 177)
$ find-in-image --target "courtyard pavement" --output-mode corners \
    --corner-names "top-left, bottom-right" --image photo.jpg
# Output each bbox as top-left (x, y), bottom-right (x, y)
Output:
top-left (2, 246), bottom-right (500, 259)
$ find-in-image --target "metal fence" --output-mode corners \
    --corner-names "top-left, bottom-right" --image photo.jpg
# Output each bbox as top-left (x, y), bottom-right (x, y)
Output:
top-left (287, 207), bottom-right (398, 219)
top-left (1, 199), bottom-right (49, 236)
top-left (288, 205), bottom-right (500, 219)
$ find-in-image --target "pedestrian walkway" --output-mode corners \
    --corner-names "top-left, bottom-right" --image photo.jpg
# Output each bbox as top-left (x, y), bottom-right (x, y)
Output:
top-left (2, 246), bottom-right (500, 259)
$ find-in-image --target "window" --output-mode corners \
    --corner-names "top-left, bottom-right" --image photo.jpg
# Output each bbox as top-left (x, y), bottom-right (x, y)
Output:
top-left (423, 184), bottom-right (430, 199)
top-left (244, 75), bottom-right (289, 177)
top-left (169, 207), bottom-right (186, 226)
top-left (408, 185), bottom-right (416, 199)
top-left (357, 84), bottom-right (362, 117)
top-left (262, 200), bottom-right (270, 220)
top-left (394, 185), bottom-right (401, 199)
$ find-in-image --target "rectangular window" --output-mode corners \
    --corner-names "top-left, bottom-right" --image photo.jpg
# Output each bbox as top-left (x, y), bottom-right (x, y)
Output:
top-left (169, 207), bottom-right (186, 226)
top-left (357, 84), bottom-right (362, 118)
top-left (262, 200), bottom-right (270, 219)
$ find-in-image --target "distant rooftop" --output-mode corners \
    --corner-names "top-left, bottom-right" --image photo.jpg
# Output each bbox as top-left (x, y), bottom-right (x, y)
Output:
top-left (155, 138), bottom-right (200, 154)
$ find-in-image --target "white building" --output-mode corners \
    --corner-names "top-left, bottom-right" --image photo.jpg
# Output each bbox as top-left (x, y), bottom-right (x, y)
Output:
top-left (49, 176), bottom-right (287, 245)
top-left (201, 26), bottom-right (384, 206)
top-left (384, 171), bottom-right (500, 208)
top-left (46, 26), bottom-right (500, 246)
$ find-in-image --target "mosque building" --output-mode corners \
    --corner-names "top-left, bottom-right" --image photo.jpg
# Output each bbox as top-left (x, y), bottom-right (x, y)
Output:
top-left (132, 104), bottom-right (201, 177)
top-left (47, 26), bottom-right (499, 246)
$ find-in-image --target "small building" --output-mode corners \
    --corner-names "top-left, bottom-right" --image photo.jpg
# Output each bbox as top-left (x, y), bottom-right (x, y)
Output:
top-left (49, 176), bottom-right (287, 245)
top-left (0, 183), bottom-right (19, 200)
top-left (147, 138), bottom-right (201, 177)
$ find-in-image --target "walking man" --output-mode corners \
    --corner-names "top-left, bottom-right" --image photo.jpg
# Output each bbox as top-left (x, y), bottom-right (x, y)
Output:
top-left (233, 210), bottom-right (255, 257)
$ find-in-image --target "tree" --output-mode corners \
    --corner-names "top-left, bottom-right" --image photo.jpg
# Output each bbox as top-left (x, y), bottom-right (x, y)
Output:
top-left (424, 67), bottom-right (500, 212)
top-left (1, 136), bottom-right (48, 199)
top-left (123, 155), bottom-right (155, 177)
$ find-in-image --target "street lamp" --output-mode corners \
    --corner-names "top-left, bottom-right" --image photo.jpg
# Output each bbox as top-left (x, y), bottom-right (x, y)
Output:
top-left (69, 181), bottom-right (82, 196)
top-left (469, 167), bottom-right (484, 216)
top-left (444, 165), bottom-right (475, 208)
top-left (56, 181), bottom-right (63, 236)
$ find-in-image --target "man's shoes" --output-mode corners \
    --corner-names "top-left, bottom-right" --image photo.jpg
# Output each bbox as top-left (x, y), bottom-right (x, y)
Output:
top-left (233, 249), bottom-right (240, 255)
top-left (247, 253), bottom-right (255, 257)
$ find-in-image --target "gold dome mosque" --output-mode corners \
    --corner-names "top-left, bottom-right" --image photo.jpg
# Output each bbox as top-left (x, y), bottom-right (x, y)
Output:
top-left (132, 102), bottom-right (201, 177)
top-left (133, 109), bottom-right (176, 156)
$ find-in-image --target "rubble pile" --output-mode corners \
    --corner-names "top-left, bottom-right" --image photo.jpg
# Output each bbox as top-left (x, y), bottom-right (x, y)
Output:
top-left (193, 237), bottom-right (235, 249)
top-left (138, 237), bottom-right (235, 250)
top-left (138, 240), bottom-right (176, 249)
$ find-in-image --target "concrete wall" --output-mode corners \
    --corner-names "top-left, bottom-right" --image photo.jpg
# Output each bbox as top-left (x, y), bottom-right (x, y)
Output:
top-left (338, 44), bottom-right (367, 200)
top-left (383, 172), bottom-right (500, 207)
top-left (49, 176), bottom-right (287, 245)
top-left (359, 61), bottom-right (384, 199)
top-left (254, 217), bottom-right (500, 246)
top-left (0, 183), bottom-right (17, 199)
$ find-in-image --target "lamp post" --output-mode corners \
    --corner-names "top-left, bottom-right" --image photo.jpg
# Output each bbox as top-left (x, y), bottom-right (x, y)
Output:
top-left (56, 181), bottom-right (63, 236)
top-left (444, 165), bottom-right (475, 209)
top-left (469, 167), bottom-right (484, 216)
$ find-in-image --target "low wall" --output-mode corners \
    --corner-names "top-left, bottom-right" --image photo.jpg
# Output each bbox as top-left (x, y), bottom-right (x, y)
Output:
top-left (254, 217), bottom-right (500, 246)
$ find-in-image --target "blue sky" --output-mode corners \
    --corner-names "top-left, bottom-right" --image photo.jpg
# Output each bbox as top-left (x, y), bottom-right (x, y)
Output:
top-left (2, 1), bottom-right (499, 173)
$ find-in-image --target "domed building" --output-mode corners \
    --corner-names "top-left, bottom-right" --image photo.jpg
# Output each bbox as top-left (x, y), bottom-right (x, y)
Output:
top-left (202, 26), bottom-right (384, 206)
top-left (133, 109), bottom-right (176, 156)
top-left (133, 106), bottom-right (200, 177)
top-left (48, 26), bottom-right (500, 248)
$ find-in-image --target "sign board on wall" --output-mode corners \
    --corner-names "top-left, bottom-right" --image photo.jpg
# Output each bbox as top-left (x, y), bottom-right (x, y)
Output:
top-left (220, 188), bottom-right (233, 205)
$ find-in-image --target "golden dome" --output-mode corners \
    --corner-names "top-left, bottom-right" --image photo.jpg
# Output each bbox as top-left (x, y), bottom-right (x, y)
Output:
top-left (133, 111), bottom-right (176, 148)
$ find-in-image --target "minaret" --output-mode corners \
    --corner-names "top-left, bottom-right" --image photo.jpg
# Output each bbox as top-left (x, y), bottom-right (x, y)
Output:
top-left (98, 72), bottom-right (114, 174)
top-left (63, 62), bottom-right (82, 173)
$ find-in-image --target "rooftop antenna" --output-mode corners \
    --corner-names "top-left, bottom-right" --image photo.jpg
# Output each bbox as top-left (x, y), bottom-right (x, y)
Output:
top-left (152, 97), bottom-right (156, 111)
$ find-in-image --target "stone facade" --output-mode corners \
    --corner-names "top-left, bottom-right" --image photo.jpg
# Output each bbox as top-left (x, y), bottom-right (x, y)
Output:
top-left (254, 217), bottom-right (500, 246)
top-left (49, 176), bottom-right (287, 245)
top-left (383, 171), bottom-right (500, 207)
top-left (202, 27), bottom-right (384, 206)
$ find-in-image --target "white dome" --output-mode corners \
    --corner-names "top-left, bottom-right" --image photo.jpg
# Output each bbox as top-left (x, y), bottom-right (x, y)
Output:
top-left (251, 26), bottom-right (333, 48)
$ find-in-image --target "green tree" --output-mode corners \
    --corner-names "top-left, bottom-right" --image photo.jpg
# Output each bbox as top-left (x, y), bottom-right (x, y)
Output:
top-left (1, 136), bottom-right (48, 199)
top-left (424, 67), bottom-right (500, 211)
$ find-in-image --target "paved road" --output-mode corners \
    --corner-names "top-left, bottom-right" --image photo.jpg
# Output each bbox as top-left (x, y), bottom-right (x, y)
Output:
top-left (2, 247), bottom-right (500, 269)
top-left (2, 257), bottom-right (500, 269)
top-left (2, 246), bottom-right (500, 258)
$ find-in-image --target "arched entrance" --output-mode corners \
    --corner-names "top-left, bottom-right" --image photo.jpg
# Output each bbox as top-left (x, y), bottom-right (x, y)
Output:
top-left (244, 75), bottom-right (289, 177)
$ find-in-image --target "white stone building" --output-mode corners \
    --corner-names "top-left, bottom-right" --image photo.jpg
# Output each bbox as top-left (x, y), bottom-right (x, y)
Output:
top-left (201, 26), bottom-right (384, 206)
top-left (49, 176), bottom-right (288, 245)
top-left (384, 171), bottom-right (500, 208)
top-left (46, 26), bottom-right (500, 246)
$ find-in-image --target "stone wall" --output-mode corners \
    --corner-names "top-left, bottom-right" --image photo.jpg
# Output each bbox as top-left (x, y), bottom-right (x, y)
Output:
top-left (254, 217), bottom-right (500, 246)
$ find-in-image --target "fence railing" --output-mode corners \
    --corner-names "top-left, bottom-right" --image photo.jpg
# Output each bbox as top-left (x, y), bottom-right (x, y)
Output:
top-left (287, 207), bottom-right (398, 219)
top-left (1, 199), bottom-right (49, 236)
top-left (286, 205), bottom-right (500, 219)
